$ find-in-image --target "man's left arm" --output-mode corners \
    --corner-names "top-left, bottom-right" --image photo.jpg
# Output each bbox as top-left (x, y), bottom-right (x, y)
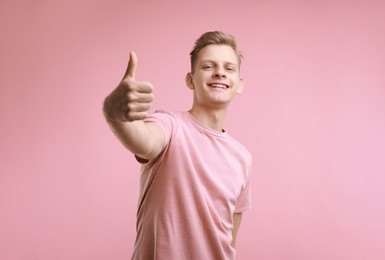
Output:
top-left (231, 212), bottom-right (243, 247)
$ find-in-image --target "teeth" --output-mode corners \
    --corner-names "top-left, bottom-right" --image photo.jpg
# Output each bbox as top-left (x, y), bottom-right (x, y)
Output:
top-left (209, 83), bottom-right (227, 89)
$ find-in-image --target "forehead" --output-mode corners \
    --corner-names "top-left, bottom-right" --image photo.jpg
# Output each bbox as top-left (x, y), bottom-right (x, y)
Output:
top-left (196, 44), bottom-right (239, 65)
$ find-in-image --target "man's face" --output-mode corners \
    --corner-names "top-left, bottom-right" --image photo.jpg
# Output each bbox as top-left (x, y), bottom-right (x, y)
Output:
top-left (186, 44), bottom-right (244, 109)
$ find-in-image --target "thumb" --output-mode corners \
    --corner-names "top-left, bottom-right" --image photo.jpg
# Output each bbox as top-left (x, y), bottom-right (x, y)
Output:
top-left (123, 51), bottom-right (137, 80)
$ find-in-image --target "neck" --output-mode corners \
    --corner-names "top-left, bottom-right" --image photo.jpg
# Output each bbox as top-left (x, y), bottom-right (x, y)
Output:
top-left (188, 106), bottom-right (228, 132)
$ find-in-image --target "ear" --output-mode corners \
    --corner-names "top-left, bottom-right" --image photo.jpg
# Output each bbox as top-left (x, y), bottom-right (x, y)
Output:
top-left (185, 72), bottom-right (195, 90)
top-left (236, 77), bottom-right (244, 94)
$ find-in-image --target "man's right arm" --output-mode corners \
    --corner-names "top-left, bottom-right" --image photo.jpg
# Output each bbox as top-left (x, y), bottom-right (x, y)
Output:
top-left (103, 51), bottom-right (165, 161)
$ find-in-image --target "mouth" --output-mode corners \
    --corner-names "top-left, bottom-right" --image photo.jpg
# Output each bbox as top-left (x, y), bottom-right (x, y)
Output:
top-left (207, 82), bottom-right (229, 90)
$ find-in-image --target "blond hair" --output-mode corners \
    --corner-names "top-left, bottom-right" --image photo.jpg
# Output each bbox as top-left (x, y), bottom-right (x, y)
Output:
top-left (189, 31), bottom-right (243, 73)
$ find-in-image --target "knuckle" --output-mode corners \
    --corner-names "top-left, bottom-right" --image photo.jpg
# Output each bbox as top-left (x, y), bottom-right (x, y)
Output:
top-left (125, 80), bottom-right (137, 91)
top-left (126, 91), bottom-right (137, 102)
top-left (120, 79), bottom-right (131, 89)
top-left (126, 102), bottom-right (137, 112)
top-left (126, 111), bottom-right (136, 120)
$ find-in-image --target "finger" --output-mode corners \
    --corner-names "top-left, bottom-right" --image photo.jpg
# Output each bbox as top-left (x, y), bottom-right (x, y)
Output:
top-left (136, 93), bottom-right (154, 103)
top-left (127, 102), bottom-right (151, 112)
top-left (125, 111), bottom-right (148, 121)
top-left (123, 51), bottom-right (137, 80)
top-left (135, 81), bottom-right (153, 93)
top-left (126, 92), bottom-right (153, 104)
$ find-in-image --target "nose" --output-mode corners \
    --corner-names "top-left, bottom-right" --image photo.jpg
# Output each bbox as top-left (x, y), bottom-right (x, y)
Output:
top-left (213, 69), bottom-right (226, 79)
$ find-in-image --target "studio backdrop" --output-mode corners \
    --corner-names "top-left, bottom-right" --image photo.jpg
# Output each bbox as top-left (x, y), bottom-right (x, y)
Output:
top-left (1, 0), bottom-right (384, 259)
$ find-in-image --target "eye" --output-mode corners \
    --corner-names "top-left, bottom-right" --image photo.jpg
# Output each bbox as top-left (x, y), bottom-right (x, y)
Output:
top-left (203, 64), bottom-right (213, 69)
top-left (226, 67), bottom-right (236, 72)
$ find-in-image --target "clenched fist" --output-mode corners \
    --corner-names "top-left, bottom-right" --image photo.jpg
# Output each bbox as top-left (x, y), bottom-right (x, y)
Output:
top-left (103, 51), bottom-right (154, 122)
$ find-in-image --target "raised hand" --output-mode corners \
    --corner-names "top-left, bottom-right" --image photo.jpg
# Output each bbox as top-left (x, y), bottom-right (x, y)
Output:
top-left (103, 51), bottom-right (154, 122)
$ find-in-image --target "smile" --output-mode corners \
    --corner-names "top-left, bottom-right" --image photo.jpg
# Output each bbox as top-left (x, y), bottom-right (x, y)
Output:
top-left (207, 83), bottom-right (229, 89)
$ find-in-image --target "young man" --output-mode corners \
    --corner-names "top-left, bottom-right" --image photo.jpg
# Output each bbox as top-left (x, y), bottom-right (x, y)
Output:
top-left (103, 31), bottom-right (252, 260)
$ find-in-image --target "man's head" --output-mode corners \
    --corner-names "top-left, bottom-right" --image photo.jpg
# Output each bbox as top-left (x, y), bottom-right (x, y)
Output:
top-left (189, 31), bottom-right (243, 74)
top-left (185, 31), bottom-right (244, 110)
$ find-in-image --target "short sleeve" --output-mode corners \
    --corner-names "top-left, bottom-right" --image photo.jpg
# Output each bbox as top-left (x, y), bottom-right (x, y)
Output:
top-left (234, 160), bottom-right (252, 213)
top-left (135, 110), bottom-right (176, 164)
top-left (144, 110), bottom-right (175, 146)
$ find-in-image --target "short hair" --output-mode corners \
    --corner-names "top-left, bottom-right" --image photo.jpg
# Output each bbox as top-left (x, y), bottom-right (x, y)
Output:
top-left (189, 31), bottom-right (243, 73)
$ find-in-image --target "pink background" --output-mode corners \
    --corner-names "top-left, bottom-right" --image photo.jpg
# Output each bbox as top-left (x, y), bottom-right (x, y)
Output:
top-left (1, 0), bottom-right (385, 259)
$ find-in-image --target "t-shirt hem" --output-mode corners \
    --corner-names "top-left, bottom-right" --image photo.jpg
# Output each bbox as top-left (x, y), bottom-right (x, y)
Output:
top-left (234, 206), bottom-right (251, 213)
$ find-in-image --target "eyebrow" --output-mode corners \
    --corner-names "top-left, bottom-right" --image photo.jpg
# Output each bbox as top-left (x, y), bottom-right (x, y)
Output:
top-left (200, 59), bottom-right (238, 66)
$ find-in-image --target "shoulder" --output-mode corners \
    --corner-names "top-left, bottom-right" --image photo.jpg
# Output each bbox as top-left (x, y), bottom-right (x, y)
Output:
top-left (226, 133), bottom-right (251, 154)
top-left (145, 110), bottom-right (178, 126)
top-left (146, 109), bottom-right (175, 120)
top-left (144, 110), bottom-right (189, 139)
top-left (145, 110), bottom-right (191, 128)
top-left (146, 110), bottom-right (187, 120)
top-left (226, 134), bottom-right (252, 163)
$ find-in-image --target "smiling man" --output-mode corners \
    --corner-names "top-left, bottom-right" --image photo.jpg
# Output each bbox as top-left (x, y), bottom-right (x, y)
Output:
top-left (103, 31), bottom-right (252, 260)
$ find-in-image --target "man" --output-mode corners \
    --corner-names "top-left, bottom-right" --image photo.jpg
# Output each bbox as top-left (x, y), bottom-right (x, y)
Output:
top-left (103, 31), bottom-right (252, 260)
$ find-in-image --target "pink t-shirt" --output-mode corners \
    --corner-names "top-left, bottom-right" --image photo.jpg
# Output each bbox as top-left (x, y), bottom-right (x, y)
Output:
top-left (131, 111), bottom-right (252, 260)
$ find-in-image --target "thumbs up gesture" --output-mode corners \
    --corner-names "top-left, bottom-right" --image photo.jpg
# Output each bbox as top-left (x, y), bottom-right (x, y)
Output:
top-left (103, 52), bottom-right (154, 122)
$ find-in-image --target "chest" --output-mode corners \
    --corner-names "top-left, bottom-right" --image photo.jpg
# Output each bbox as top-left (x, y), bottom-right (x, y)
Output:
top-left (166, 129), bottom-right (247, 200)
